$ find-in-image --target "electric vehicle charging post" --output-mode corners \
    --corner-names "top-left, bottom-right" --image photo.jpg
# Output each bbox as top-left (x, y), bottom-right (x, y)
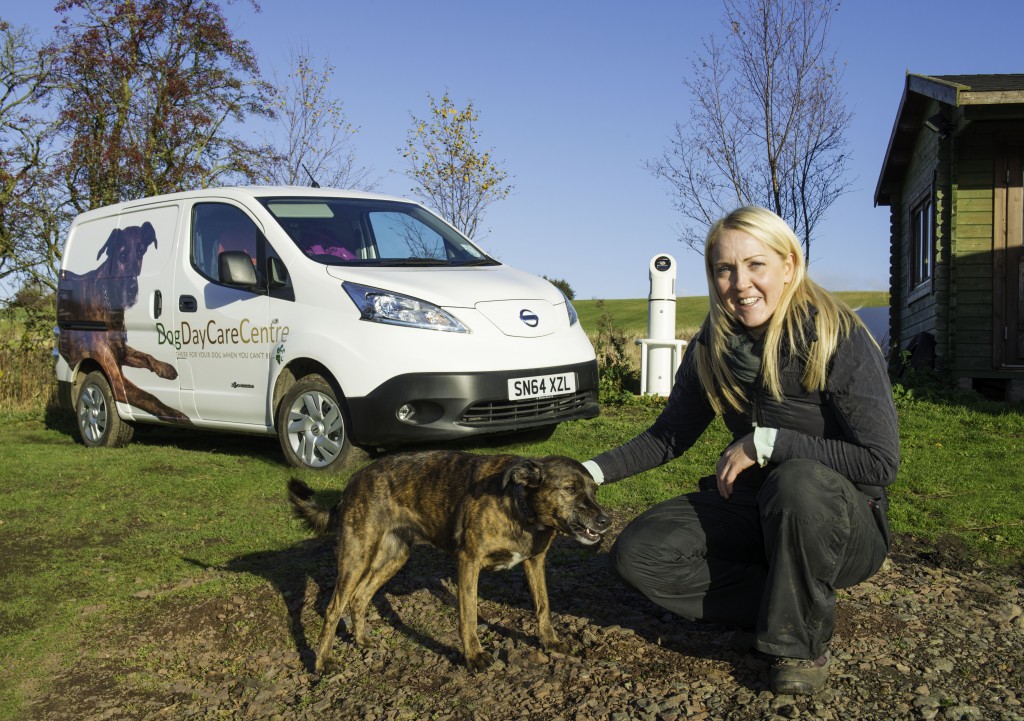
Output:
top-left (635, 254), bottom-right (688, 397)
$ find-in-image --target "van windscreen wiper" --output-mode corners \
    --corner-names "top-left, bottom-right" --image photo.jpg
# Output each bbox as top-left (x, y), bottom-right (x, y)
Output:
top-left (451, 258), bottom-right (499, 266)
top-left (372, 258), bottom-right (449, 266)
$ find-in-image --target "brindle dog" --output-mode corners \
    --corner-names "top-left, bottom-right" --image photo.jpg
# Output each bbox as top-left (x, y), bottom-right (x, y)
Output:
top-left (288, 450), bottom-right (611, 672)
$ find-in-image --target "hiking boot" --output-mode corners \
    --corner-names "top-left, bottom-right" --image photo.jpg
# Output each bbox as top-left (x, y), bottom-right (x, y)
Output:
top-left (769, 651), bottom-right (831, 695)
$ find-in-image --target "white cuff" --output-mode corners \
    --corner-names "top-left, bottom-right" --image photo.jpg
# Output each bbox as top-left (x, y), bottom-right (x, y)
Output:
top-left (582, 460), bottom-right (606, 485)
top-left (753, 427), bottom-right (778, 468)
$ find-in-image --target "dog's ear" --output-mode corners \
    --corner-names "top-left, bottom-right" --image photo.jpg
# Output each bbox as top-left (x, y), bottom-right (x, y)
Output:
top-left (140, 221), bottom-right (158, 249)
top-left (503, 459), bottom-right (542, 489)
top-left (97, 228), bottom-right (120, 260)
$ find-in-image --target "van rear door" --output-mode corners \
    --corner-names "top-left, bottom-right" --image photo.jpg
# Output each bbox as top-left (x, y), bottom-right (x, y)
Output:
top-left (116, 205), bottom-right (185, 419)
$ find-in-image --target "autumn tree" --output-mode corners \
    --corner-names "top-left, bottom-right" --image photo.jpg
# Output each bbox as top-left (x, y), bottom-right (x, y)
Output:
top-left (402, 91), bottom-right (513, 239)
top-left (262, 47), bottom-right (375, 190)
top-left (51, 0), bottom-right (275, 213)
top-left (0, 20), bottom-right (54, 290)
top-left (647, 0), bottom-right (852, 259)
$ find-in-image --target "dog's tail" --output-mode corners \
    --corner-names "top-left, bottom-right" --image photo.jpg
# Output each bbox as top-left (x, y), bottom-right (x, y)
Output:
top-left (287, 478), bottom-right (337, 536)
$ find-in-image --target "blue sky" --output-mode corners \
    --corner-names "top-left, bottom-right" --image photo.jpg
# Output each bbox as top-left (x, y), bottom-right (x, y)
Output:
top-left (7, 1), bottom-right (1023, 299)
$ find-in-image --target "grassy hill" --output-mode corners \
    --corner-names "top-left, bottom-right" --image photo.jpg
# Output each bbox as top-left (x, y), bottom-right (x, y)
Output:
top-left (574, 291), bottom-right (889, 338)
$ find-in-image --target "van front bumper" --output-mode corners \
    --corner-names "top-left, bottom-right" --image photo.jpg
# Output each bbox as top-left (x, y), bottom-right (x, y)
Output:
top-left (346, 360), bottom-right (600, 447)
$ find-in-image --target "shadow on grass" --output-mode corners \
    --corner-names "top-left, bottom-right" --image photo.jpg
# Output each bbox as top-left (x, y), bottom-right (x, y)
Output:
top-left (47, 398), bottom-right (286, 465)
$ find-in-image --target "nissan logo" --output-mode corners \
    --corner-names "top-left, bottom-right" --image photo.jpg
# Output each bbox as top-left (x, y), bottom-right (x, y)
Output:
top-left (519, 309), bottom-right (539, 328)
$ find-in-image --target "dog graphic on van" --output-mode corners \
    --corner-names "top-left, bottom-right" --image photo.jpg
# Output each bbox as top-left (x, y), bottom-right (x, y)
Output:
top-left (58, 221), bottom-right (190, 422)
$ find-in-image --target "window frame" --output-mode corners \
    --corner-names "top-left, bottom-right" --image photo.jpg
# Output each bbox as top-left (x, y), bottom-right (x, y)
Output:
top-left (190, 201), bottom-right (266, 287)
top-left (909, 188), bottom-right (935, 298)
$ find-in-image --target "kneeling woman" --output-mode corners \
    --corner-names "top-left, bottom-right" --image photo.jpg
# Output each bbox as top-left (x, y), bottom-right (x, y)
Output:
top-left (583, 206), bottom-right (899, 695)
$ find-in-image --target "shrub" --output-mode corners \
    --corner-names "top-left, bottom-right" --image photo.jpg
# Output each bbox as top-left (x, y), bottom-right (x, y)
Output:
top-left (1, 297), bottom-right (58, 411)
top-left (889, 350), bottom-right (981, 408)
top-left (590, 301), bottom-right (641, 404)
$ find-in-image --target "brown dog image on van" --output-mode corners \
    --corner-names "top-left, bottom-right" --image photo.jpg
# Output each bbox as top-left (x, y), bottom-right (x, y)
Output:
top-left (58, 222), bottom-right (189, 422)
top-left (287, 450), bottom-right (611, 672)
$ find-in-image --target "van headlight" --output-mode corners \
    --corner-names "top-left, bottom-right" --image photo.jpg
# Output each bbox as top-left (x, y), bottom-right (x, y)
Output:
top-left (561, 291), bottom-right (580, 326)
top-left (343, 282), bottom-right (470, 333)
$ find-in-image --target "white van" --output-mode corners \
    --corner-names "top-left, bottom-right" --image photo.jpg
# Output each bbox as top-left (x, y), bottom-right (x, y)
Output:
top-left (54, 187), bottom-right (599, 470)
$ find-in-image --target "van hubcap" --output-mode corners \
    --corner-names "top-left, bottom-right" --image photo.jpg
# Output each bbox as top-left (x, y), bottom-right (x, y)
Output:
top-left (78, 385), bottom-right (107, 443)
top-left (285, 390), bottom-right (345, 467)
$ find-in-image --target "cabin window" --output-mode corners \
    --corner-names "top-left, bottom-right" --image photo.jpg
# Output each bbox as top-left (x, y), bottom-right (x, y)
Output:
top-left (910, 194), bottom-right (934, 288)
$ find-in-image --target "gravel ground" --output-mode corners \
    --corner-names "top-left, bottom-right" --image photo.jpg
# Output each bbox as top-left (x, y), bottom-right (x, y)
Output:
top-left (26, 509), bottom-right (1024, 721)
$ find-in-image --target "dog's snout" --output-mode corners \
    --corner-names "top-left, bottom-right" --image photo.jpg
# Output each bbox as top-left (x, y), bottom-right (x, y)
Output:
top-left (594, 511), bottom-right (612, 532)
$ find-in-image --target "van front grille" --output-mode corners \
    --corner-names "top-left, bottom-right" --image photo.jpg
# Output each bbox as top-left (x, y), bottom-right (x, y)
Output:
top-left (458, 391), bottom-right (595, 426)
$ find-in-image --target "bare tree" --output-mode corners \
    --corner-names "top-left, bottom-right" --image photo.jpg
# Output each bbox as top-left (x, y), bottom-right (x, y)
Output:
top-left (402, 91), bottom-right (513, 239)
top-left (3, 164), bottom-right (68, 296)
top-left (0, 20), bottom-right (54, 290)
top-left (647, 0), bottom-right (852, 259)
top-left (262, 46), bottom-right (376, 190)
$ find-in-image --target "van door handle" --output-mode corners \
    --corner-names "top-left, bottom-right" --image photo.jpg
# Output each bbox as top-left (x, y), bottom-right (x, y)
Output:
top-left (179, 295), bottom-right (198, 313)
top-left (154, 290), bottom-right (163, 319)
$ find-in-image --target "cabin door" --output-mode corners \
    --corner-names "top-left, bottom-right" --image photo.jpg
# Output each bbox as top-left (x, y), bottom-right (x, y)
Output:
top-left (995, 150), bottom-right (1024, 367)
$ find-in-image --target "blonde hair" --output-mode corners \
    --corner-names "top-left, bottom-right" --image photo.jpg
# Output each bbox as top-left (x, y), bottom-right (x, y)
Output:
top-left (695, 206), bottom-right (869, 415)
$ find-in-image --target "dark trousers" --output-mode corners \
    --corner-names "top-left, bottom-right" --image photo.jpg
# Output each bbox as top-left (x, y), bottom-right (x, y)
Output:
top-left (609, 459), bottom-right (889, 660)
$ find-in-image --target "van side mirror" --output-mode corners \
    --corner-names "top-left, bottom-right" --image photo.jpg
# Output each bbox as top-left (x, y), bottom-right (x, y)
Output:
top-left (218, 251), bottom-right (258, 287)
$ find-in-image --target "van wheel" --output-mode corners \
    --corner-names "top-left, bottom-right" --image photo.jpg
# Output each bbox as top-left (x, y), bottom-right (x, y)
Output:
top-left (76, 371), bottom-right (134, 448)
top-left (277, 374), bottom-right (363, 472)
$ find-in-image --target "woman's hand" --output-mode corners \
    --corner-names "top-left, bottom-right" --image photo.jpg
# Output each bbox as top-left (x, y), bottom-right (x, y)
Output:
top-left (715, 433), bottom-right (757, 499)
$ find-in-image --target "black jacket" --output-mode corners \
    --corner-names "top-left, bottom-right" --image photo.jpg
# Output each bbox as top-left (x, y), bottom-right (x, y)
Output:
top-left (590, 323), bottom-right (900, 504)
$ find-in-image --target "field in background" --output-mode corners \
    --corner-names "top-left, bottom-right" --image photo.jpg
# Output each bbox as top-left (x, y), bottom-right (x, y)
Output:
top-left (574, 291), bottom-right (890, 382)
top-left (573, 291), bottom-right (889, 337)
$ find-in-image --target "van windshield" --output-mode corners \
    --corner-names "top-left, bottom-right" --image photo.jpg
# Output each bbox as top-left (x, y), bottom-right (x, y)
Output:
top-left (258, 197), bottom-right (498, 267)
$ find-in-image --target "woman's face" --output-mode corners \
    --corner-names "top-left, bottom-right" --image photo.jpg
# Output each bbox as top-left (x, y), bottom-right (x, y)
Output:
top-left (710, 228), bottom-right (794, 339)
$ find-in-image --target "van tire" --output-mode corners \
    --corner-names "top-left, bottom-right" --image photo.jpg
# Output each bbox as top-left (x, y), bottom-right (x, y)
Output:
top-left (276, 374), bottom-right (362, 472)
top-left (76, 371), bottom-right (135, 448)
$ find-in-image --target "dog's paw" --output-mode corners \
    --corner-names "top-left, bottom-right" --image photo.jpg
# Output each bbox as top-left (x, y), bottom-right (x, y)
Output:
top-left (155, 363), bottom-right (178, 380)
top-left (464, 651), bottom-right (495, 673)
top-left (542, 638), bottom-right (569, 655)
top-left (353, 635), bottom-right (382, 650)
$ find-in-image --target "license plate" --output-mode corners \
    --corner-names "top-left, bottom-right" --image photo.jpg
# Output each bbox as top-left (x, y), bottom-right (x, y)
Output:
top-left (507, 372), bottom-right (576, 400)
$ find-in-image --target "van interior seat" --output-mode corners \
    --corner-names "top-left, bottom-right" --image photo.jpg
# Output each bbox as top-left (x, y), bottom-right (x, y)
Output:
top-left (301, 226), bottom-right (356, 260)
top-left (218, 225), bottom-right (257, 264)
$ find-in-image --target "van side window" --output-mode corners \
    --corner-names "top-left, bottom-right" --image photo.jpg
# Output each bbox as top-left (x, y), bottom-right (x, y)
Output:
top-left (191, 203), bottom-right (261, 282)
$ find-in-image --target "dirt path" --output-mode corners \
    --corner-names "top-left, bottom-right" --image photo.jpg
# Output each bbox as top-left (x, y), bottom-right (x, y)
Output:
top-left (25, 511), bottom-right (1024, 721)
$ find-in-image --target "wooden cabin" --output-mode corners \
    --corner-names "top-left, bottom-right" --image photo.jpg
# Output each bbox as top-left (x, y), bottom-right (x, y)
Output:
top-left (875, 73), bottom-right (1024, 401)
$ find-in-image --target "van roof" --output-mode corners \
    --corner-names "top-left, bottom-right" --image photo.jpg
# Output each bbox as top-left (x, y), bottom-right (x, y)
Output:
top-left (71, 186), bottom-right (418, 220)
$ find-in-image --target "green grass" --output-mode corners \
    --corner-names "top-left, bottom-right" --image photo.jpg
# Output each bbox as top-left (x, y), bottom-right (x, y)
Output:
top-left (573, 291), bottom-right (888, 338)
top-left (574, 297), bottom-right (711, 338)
top-left (2, 386), bottom-right (1023, 717)
top-left (889, 393), bottom-right (1024, 561)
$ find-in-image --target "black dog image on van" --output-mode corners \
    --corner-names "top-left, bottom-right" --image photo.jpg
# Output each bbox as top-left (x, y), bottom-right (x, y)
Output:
top-left (58, 222), bottom-right (190, 424)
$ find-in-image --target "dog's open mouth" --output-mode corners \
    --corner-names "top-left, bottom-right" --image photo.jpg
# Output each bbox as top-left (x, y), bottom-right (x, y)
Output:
top-left (570, 523), bottom-right (604, 546)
